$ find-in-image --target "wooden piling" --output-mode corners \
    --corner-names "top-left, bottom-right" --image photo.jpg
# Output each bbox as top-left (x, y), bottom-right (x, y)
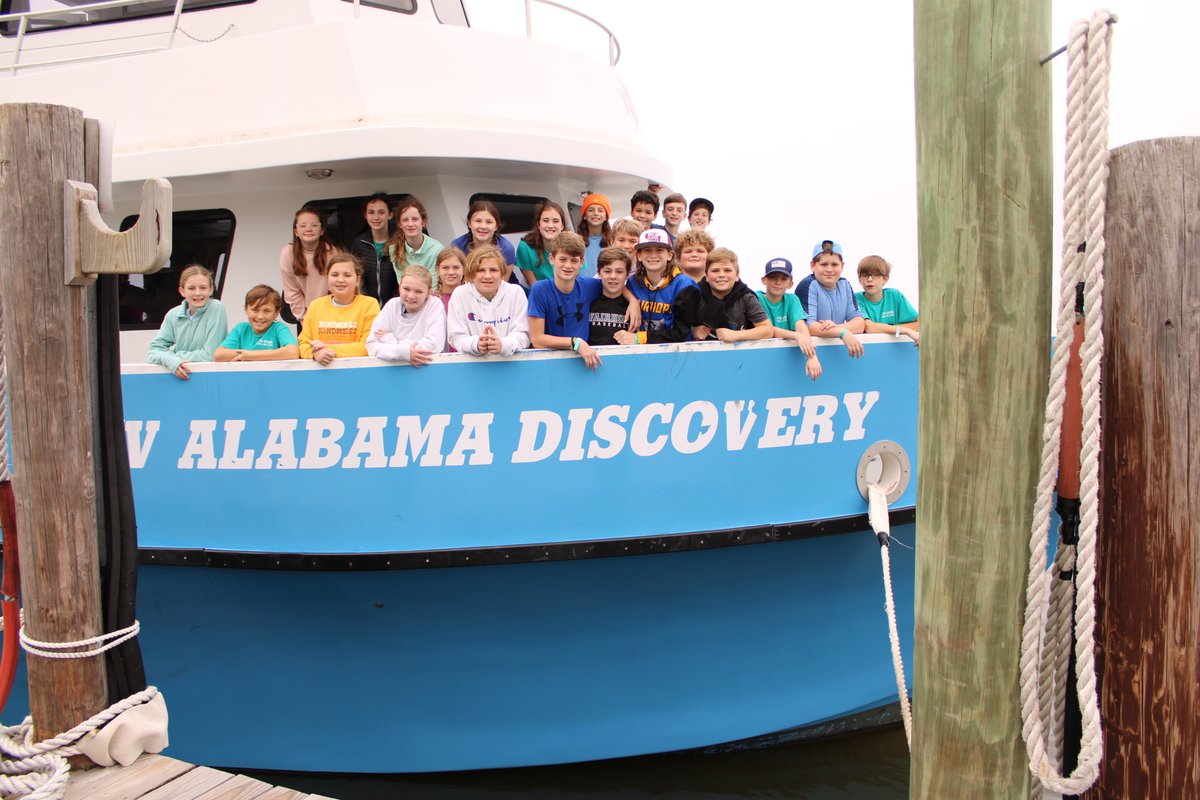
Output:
top-left (912, 0), bottom-right (1052, 795)
top-left (0, 104), bottom-right (109, 739)
top-left (1083, 136), bottom-right (1200, 798)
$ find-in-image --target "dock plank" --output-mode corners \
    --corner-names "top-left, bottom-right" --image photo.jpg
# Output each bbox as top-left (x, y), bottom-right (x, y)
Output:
top-left (191, 772), bottom-right (277, 799)
top-left (66, 755), bottom-right (196, 799)
top-left (135, 765), bottom-right (240, 800)
top-left (253, 787), bottom-right (316, 800)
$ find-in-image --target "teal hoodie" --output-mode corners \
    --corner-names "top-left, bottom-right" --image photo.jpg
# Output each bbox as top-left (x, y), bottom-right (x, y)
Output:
top-left (146, 298), bottom-right (228, 373)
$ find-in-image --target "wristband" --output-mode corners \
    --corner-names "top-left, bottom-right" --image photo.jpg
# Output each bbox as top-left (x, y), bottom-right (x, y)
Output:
top-left (571, 337), bottom-right (581, 352)
top-left (838, 328), bottom-right (847, 340)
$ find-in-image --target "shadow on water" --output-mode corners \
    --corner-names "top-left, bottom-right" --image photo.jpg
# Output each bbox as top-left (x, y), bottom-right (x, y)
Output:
top-left (243, 725), bottom-right (909, 800)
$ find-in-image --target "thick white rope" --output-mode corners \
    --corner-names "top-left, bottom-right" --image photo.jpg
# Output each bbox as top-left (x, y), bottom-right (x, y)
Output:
top-left (0, 687), bottom-right (160, 800)
top-left (20, 621), bottom-right (140, 660)
top-left (1019, 9), bottom-right (1113, 796)
top-left (866, 483), bottom-right (912, 747)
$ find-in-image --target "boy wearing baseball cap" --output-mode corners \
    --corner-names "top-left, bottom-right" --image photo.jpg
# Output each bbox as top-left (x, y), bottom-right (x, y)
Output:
top-left (795, 239), bottom-right (865, 358)
top-left (755, 258), bottom-right (821, 380)
top-left (688, 197), bottom-right (714, 231)
top-left (616, 227), bottom-right (699, 345)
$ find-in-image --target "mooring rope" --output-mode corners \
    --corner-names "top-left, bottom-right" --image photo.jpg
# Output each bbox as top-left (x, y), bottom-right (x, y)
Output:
top-left (1019, 9), bottom-right (1113, 796)
top-left (867, 483), bottom-right (912, 747)
top-left (0, 687), bottom-right (160, 800)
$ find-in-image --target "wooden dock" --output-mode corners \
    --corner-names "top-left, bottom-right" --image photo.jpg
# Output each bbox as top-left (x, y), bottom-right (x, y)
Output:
top-left (65, 754), bottom-right (340, 800)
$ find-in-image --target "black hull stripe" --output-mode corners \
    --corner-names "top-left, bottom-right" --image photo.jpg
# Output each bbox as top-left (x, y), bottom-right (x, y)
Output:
top-left (138, 507), bottom-right (916, 572)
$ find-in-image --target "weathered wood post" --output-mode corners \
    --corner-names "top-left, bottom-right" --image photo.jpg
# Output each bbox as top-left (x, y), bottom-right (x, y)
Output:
top-left (0, 103), bottom-right (108, 740)
top-left (0, 103), bottom-right (169, 745)
top-left (1083, 136), bottom-right (1199, 798)
top-left (912, 0), bottom-right (1052, 795)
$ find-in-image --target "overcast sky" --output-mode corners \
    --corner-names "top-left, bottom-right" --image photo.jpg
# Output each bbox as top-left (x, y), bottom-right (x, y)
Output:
top-left (466, 1), bottom-right (1200, 302)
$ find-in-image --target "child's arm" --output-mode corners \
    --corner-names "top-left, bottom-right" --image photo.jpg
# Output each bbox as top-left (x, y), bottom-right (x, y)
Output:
top-left (808, 316), bottom-right (865, 358)
top-left (620, 286), bottom-right (642, 330)
top-left (324, 301), bottom-right (379, 359)
top-left (214, 346), bottom-right (238, 362)
top-left (236, 344), bottom-right (300, 361)
top-left (521, 268), bottom-right (538, 287)
top-left (715, 319), bottom-right (772, 343)
top-left (529, 317), bottom-right (601, 370)
top-left (146, 315), bottom-right (185, 375)
top-left (173, 301), bottom-right (228, 365)
top-left (497, 291), bottom-right (531, 355)
top-left (279, 246), bottom-right (307, 323)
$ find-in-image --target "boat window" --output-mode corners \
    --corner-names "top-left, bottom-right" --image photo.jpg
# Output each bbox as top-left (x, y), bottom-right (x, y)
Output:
top-left (0, 0), bottom-right (256, 36)
top-left (301, 193), bottom-right (413, 252)
top-left (468, 192), bottom-right (547, 235)
top-left (337, 0), bottom-right (415, 14)
top-left (116, 208), bottom-right (235, 331)
top-left (430, 0), bottom-right (468, 26)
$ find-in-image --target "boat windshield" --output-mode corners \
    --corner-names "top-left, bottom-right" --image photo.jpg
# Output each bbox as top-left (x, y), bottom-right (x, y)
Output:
top-left (0, 0), bottom-right (252, 36)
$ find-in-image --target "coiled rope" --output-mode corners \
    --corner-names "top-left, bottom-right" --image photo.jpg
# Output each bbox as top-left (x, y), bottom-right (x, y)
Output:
top-left (0, 687), bottom-right (160, 800)
top-left (1019, 9), bottom-right (1114, 796)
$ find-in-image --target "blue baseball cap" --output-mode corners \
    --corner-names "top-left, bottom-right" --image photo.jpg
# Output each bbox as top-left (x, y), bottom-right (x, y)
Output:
top-left (811, 239), bottom-right (844, 259)
top-left (763, 258), bottom-right (793, 278)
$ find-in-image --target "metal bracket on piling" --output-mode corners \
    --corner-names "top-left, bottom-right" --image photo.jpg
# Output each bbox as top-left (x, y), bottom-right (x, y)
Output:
top-left (63, 178), bottom-right (172, 286)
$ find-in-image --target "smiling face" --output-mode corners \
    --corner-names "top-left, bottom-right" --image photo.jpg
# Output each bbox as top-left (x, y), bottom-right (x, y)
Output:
top-left (294, 212), bottom-right (324, 246)
top-left (688, 208), bottom-right (710, 229)
top-left (364, 200), bottom-right (391, 236)
top-left (637, 244), bottom-right (671, 280)
top-left (678, 244), bottom-right (709, 277)
top-left (663, 201), bottom-right (686, 228)
top-left (179, 274), bottom-right (213, 311)
top-left (705, 259), bottom-right (738, 296)
top-left (438, 256), bottom-right (465, 291)
top-left (399, 272), bottom-right (430, 313)
top-left (598, 260), bottom-right (629, 296)
top-left (537, 208), bottom-right (564, 241)
top-left (584, 204), bottom-right (608, 231)
top-left (472, 257), bottom-right (504, 299)
top-left (245, 301), bottom-right (279, 334)
top-left (398, 205), bottom-right (425, 241)
top-left (327, 260), bottom-right (360, 303)
top-left (552, 250), bottom-right (583, 283)
top-left (762, 271), bottom-right (794, 300)
top-left (631, 202), bottom-right (657, 227)
top-left (469, 210), bottom-right (497, 244)
top-left (812, 253), bottom-right (844, 289)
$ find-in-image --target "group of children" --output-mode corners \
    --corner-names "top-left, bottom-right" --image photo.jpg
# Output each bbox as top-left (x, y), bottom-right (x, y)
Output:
top-left (148, 190), bottom-right (918, 380)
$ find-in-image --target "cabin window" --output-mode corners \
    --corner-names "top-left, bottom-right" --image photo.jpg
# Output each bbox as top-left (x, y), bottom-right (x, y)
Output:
top-left (0, 0), bottom-right (256, 36)
top-left (430, 0), bottom-right (468, 26)
top-left (337, 0), bottom-right (416, 14)
top-left (116, 208), bottom-right (235, 331)
top-left (301, 193), bottom-right (414, 252)
top-left (468, 193), bottom-right (546, 236)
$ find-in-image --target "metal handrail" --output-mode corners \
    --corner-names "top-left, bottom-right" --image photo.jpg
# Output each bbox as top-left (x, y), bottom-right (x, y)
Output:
top-left (523, 0), bottom-right (621, 66)
top-left (1, 0), bottom-right (186, 74)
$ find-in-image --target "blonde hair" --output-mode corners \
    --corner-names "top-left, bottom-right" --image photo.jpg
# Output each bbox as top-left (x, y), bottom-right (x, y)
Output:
top-left (465, 245), bottom-right (506, 280)
top-left (399, 266), bottom-right (433, 290)
top-left (611, 218), bottom-right (644, 239)
top-left (177, 264), bottom-right (213, 289)
top-left (706, 247), bottom-right (739, 272)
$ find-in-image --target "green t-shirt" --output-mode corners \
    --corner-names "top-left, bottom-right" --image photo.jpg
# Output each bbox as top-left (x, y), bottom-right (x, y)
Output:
top-left (219, 320), bottom-right (298, 351)
top-left (854, 288), bottom-right (918, 325)
top-left (754, 291), bottom-right (807, 331)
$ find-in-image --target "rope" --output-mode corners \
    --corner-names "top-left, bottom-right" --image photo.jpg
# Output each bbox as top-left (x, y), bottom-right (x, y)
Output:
top-left (866, 483), bottom-right (912, 747)
top-left (20, 621), bottom-right (140, 660)
top-left (1019, 9), bottom-right (1113, 796)
top-left (176, 23), bottom-right (235, 43)
top-left (0, 687), bottom-right (160, 800)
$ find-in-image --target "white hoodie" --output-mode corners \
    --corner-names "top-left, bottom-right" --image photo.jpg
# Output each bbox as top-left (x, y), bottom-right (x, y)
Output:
top-left (366, 296), bottom-right (447, 362)
top-left (447, 282), bottom-right (530, 356)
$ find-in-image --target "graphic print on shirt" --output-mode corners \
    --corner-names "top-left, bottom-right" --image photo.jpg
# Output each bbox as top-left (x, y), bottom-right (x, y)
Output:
top-left (316, 320), bottom-right (363, 343)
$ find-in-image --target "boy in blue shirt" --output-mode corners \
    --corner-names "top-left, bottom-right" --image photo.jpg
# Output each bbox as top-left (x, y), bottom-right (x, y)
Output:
top-left (214, 284), bottom-right (299, 361)
top-left (755, 258), bottom-right (821, 380)
top-left (528, 232), bottom-right (639, 370)
top-left (795, 239), bottom-right (865, 358)
top-left (855, 255), bottom-right (920, 346)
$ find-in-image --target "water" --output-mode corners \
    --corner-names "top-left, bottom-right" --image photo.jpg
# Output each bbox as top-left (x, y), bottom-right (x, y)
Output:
top-left (246, 726), bottom-right (909, 800)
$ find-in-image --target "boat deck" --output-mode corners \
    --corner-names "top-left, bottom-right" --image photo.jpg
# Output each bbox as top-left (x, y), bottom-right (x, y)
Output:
top-left (65, 754), bottom-right (337, 800)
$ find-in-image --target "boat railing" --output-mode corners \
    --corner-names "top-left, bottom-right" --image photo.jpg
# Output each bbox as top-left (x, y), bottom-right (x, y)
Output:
top-left (523, 0), bottom-right (621, 66)
top-left (0, 0), bottom-right (186, 74)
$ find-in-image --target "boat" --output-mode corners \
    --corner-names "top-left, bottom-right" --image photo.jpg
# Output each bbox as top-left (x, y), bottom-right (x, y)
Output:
top-left (0, 0), bottom-right (918, 773)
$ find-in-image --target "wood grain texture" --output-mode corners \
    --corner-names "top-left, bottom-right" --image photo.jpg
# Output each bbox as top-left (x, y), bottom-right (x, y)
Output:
top-left (0, 103), bottom-right (109, 740)
top-left (1082, 137), bottom-right (1200, 799)
top-left (912, 0), bottom-right (1052, 796)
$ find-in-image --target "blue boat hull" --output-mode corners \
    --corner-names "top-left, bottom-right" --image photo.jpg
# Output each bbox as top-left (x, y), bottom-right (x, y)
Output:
top-left (136, 525), bottom-right (915, 772)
